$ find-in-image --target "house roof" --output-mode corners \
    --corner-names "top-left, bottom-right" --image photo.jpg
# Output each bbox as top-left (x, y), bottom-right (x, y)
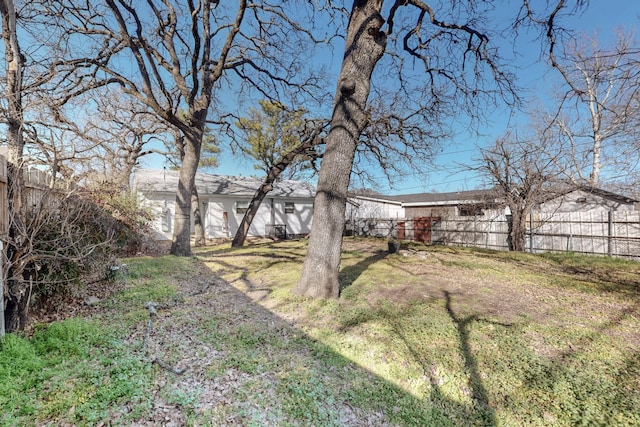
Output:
top-left (571, 185), bottom-right (638, 204)
top-left (355, 188), bottom-right (500, 206)
top-left (133, 169), bottom-right (316, 199)
top-left (353, 186), bottom-right (637, 207)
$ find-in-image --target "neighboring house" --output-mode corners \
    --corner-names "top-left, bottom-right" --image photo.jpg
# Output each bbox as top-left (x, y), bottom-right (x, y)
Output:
top-left (348, 186), bottom-right (637, 220)
top-left (346, 194), bottom-right (404, 220)
top-left (347, 189), bottom-right (504, 221)
top-left (347, 186), bottom-right (638, 245)
top-left (133, 169), bottom-right (315, 240)
top-left (539, 186), bottom-right (638, 213)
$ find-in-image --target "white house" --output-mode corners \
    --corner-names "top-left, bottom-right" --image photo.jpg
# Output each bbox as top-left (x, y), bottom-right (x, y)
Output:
top-left (133, 169), bottom-right (315, 240)
top-left (346, 194), bottom-right (404, 220)
top-left (347, 186), bottom-right (637, 221)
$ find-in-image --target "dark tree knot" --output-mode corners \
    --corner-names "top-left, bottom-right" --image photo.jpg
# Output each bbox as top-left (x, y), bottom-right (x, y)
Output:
top-left (340, 79), bottom-right (356, 97)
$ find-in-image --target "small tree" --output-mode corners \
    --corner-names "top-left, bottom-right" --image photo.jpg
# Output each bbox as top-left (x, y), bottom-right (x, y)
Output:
top-left (235, 101), bottom-right (319, 179)
top-left (475, 132), bottom-right (563, 251)
top-left (231, 100), bottom-right (326, 247)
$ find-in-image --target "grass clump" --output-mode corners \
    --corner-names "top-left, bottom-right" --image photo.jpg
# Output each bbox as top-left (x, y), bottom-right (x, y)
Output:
top-left (0, 318), bottom-right (152, 426)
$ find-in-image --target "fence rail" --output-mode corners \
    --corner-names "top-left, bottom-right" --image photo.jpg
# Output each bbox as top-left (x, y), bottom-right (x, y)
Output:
top-left (347, 211), bottom-right (640, 260)
top-left (0, 155), bottom-right (73, 238)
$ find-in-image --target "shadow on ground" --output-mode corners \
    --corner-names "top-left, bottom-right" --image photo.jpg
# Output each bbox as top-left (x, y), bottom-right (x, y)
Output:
top-left (137, 249), bottom-right (498, 426)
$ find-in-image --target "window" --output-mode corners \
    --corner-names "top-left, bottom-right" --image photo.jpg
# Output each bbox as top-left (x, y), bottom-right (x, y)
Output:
top-left (458, 204), bottom-right (484, 216)
top-left (284, 202), bottom-right (295, 214)
top-left (161, 208), bottom-right (171, 232)
top-left (236, 200), bottom-right (249, 214)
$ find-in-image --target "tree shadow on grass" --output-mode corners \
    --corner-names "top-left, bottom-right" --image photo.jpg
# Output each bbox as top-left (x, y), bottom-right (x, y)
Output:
top-left (120, 255), bottom-right (491, 426)
top-left (443, 290), bottom-right (498, 425)
top-left (372, 291), bottom-right (498, 427)
top-left (338, 249), bottom-right (390, 294)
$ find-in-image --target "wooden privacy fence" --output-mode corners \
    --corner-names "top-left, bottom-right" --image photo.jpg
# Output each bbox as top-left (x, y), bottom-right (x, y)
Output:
top-left (0, 154), bottom-right (73, 238)
top-left (347, 211), bottom-right (640, 260)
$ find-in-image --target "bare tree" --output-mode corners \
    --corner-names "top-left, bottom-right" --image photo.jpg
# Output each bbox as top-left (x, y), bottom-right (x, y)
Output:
top-left (0, 0), bottom-right (168, 332)
top-left (0, 0), bottom-right (27, 333)
top-left (40, 0), bottom-right (325, 256)
top-left (293, 0), bottom-right (586, 298)
top-left (474, 132), bottom-right (564, 251)
top-left (91, 92), bottom-right (170, 190)
top-left (352, 92), bottom-right (450, 189)
top-left (24, 89), bottom-right (169, 190)
top-left (546, 31), bottom-right (640, 186)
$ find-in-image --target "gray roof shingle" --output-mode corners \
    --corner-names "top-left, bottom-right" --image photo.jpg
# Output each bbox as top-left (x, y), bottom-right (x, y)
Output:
top-left (356, 188), bottom-right (500, 205)
top-left (133, 169), bottom-right (315, 198)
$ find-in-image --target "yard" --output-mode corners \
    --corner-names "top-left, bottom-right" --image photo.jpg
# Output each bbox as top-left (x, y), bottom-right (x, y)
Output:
top-left (1, 237), bottom-right (639, 426)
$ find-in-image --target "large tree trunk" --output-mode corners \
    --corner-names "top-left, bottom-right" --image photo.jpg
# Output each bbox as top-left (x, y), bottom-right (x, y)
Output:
top-left (293, 0), bottom-right (386, 298)
top-left (170, 130), bottom-right (203, 256)
top-left (192, 185), bottom-right (206, 247)
top-left (1, 0), bottom-right (27, 332)
top-left (507, 209), bottom-right (527, 252)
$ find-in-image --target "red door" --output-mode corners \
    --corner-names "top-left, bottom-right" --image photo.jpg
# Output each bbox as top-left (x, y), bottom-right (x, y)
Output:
top-left (413, 217), bottom-right (440, 243)
top-left (398, 221), bottom-right (405, 240)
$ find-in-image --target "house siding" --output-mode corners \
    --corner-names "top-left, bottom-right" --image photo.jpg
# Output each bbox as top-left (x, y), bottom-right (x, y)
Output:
top-left (134, 169), bottom-right (315, 241)
top-left (539, 189), bottom-right (636, 213)
top-left (347, 198), bottom-right (404, 219)
top-left (272, 198), bottom-right (314, 237)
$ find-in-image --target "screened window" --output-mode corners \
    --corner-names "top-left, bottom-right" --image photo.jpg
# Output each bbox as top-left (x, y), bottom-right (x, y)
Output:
top-left (236, 200), bottom-right (249, 214)
top-left (161, 208), bottom-right (171, 232)
top-left (458, 204), bottom-right (484, 216)
top-left (284, 202), bottom-right (295, 214)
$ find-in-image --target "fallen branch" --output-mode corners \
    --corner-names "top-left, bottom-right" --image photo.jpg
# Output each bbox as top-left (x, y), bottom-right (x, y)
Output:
top-left (152, 358), bottom-right (187, 375)
top-left (141, 301), bottom-right (157, 353)
top-left (140, 301), bottom-right (187, 375)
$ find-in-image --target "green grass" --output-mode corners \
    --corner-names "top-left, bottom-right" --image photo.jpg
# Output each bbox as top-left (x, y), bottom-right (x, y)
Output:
top-left (0, 318), bottom-right (152, 426)
top-left (202, 237), bottom-right (640, 426)
top-left (1, 238), bottom-right (639, 426)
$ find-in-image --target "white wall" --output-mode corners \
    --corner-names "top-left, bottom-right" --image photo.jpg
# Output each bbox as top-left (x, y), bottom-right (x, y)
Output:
top-left (138, 193), bottom-right (174, 241)
top-left (141, 192), bottom-right (314, 240)
top-left (272, 198), bottom-right (314, 236)
top-left (347, 198), bottom-right (404, 219)
top-left (540, 190), bottom-right (636, 213)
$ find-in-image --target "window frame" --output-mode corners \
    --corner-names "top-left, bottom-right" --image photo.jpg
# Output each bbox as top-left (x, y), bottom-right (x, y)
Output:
top-left (284, 201), bottom-right (295, 214)
top-left (458, 204), bottom-right (485, 217)
top-left (236, 200), bottom-right (250, 214)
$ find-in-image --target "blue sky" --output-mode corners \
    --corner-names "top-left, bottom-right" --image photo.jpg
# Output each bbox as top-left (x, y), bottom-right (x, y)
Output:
top-left (142, 1), bottom-right (640, 195)
top-left (410, 1), bottom-right (640, 196)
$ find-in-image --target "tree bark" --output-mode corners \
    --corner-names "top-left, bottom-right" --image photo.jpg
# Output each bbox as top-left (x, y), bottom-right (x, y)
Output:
top-left (192, 185), bottom-right (206, 247)
top-left (293, 0), bottom-right (386, 298)
top-left (507, 207), bottom-right (527, 252)
top-left (170, 130), bottom-right (203, 256)
top-left (232, 184), bottom-right (272, 247)
top-left (0, 0), bottom-right (27, 332)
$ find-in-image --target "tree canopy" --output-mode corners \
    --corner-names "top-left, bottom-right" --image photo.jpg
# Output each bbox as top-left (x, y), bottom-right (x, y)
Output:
top-left (294, 0), bottom-right (589, 298)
